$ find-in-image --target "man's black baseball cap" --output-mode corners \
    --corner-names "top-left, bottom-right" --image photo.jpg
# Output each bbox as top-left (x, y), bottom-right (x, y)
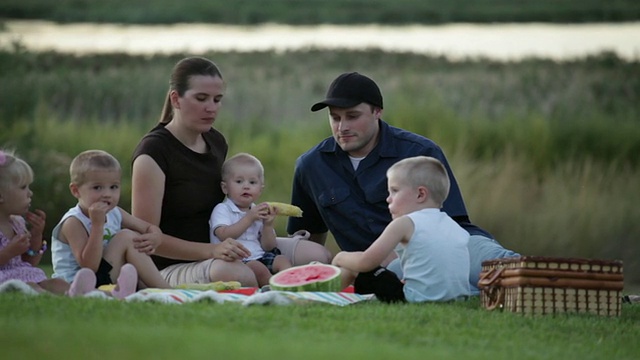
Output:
top-left (311, 72), bottom-right (384, 112)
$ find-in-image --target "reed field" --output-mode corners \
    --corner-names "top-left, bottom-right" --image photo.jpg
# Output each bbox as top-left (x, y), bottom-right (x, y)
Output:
top-left (1, 48), bottom-right (639, 287)
top-left (1, 0), bottom-right (640, 24)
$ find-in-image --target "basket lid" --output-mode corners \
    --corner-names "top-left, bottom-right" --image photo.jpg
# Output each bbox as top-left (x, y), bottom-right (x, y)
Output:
top-left (481, 256), bottom-right (623, 272)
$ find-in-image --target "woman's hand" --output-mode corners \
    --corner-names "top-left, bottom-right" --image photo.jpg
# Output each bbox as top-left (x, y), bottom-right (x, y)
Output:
top-left (214, 238), bottom-right (251, 262)
top-left (290, 229), bottom-right (310, 240)
top-left (132, 232), bottom-right (162, 255)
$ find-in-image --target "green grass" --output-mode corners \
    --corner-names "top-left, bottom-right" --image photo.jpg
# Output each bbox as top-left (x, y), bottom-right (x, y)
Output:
top-left (1, 0), bottom-right (639, 24)
top-left (0, 292), bottom-right (639, 359)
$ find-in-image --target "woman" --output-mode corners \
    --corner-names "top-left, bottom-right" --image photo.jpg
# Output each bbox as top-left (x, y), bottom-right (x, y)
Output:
top-left (131, 57), bottom-right (330, 287)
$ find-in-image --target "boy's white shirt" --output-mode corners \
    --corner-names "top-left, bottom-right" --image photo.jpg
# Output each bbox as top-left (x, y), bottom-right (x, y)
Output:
top-left (397, 208), bottom-right (471, 302)
top-left (51, 204), bottom-right (122, 283)
top-left (209, 197), bottom-right (265, 261)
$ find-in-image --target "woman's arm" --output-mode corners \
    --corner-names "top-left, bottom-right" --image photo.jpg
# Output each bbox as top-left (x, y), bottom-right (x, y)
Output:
top-left (131, 155), bottom-right (198, 258)
top-left (131, 154), bottom-right (250, 261)
top-left (154, 233), bottom-right (250, 262)
top-left (120, 207), bottom-right (163, 255)
top-left (131, 155), bottom-right (165, 226)
top-left (120, 207), bottom-right (160, 234)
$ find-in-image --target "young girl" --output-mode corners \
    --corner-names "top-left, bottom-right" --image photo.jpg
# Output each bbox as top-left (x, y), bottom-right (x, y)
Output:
top-left (51, 149), bottom-right (171, 293)
top-left (0, 149), bottom-right (97, 296)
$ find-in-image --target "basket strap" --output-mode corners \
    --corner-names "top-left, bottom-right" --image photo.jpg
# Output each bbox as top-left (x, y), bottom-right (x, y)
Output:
top-left (484, 287), bottom-right (505, 311)
top-left (478, 267), bottom-right (504, 288)
top-left (478, 267), bottom-right (505, 310)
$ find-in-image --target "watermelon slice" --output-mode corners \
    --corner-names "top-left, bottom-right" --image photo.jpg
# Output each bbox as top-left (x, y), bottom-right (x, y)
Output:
top-left (269, 263), bottom-right (342, 292)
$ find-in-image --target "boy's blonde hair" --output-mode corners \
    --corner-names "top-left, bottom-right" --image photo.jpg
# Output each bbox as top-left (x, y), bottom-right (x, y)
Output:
top-left (388, 156), bottom-right (450, 207)
top-left (0, 149), bottom-right (33, 191)
top-left (221, 152), bottom-right (264, 182)
top-left (69, 150), bottom-right (121, 185)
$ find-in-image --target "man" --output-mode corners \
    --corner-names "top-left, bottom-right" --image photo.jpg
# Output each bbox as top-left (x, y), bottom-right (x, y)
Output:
top-left (287, 72), bottom-right (519, 294)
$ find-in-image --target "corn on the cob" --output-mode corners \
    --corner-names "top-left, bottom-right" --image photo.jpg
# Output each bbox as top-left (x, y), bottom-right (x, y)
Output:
top-left (99, 281), bottom-right (242, 293)
top-left (97, 284), bottom-right (116, 292)
top-left (176, 281), bottom-right (242, 291)
top-left (267, 202), bottom-right (303, 217)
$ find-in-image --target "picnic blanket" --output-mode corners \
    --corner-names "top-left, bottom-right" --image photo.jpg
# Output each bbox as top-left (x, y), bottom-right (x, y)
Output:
top-left (0, 279), bottom-right (374, 306)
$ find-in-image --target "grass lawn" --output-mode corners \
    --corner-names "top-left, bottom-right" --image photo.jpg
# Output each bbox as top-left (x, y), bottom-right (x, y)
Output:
top-left (1, 289), bottom-right (639, 359)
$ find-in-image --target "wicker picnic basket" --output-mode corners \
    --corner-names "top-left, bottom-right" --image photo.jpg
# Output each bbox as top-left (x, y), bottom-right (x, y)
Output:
top-left (478, 256), bottom-right (623, 316)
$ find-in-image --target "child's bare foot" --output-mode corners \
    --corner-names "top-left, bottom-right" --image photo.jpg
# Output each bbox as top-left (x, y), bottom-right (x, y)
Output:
top-left (112, 264), bottom-right (138, 299)
top-left (67, 268), bottom-right (96, 297)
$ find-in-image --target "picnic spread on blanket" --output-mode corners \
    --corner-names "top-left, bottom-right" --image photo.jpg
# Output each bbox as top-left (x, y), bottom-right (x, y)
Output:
top-left (3, 256), bottom-right (636, 311)
top-left (0, 279), bottom-right (373, 306)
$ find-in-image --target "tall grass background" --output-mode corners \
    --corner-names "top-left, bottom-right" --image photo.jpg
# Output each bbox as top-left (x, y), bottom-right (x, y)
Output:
top-left (1, 47), bottom-right (639, 286)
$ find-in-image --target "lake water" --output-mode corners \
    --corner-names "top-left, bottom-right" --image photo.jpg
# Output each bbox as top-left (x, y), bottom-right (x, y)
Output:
top-left (1, 20), bottom-right (639, 61)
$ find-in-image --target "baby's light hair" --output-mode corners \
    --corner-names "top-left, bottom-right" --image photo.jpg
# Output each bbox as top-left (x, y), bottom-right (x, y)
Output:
top-left (388, 156), bottom-right (450, 207)
top-left (221, 152), bottom-right (264, 182)
top-left (0, 149), bottom-right (34, 191)
top-left (69, 150), bottom-right (121, 185)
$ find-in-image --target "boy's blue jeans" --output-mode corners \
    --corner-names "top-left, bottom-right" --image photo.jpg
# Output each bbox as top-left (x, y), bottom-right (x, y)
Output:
top-left (467, 235), bottom-right (520, 295)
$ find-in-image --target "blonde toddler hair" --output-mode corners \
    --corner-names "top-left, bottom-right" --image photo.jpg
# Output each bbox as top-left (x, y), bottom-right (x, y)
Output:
top-left (221, 152), bottom-right (264, 182)
top-left (0, 149), bottom-right (34, 191)
top-left (69, 150), bottom-right (121, 185)
top-left (388, 156), bottom-right (450, 207)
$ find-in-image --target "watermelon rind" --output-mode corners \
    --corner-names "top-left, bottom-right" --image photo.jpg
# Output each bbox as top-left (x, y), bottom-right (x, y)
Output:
top-left (269, 263), bottom-right (342, 292)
